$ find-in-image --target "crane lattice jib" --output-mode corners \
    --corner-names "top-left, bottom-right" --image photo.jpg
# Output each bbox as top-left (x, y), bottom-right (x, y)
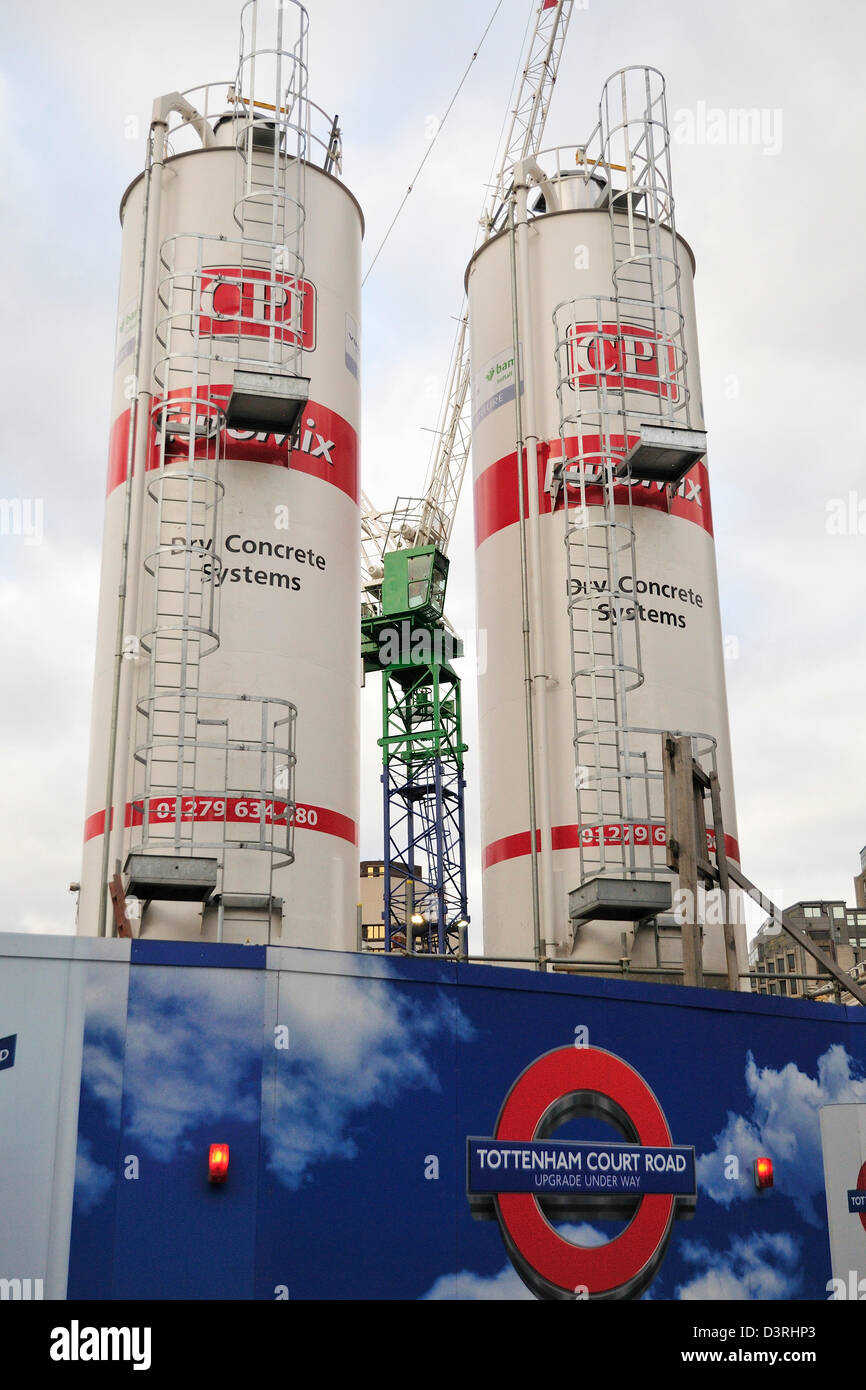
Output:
top-left (482, 0), bottom-right (574, 238)
top-left (407, 1), bottom-right (574, 556)
top-left (410, 315), bottom-right (471, 552)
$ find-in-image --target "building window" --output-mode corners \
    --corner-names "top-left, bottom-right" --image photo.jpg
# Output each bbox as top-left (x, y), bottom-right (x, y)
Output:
top-left (778, 979), bottom-right (787, 996)
top-left (803, 906), bottom-right (822, 919)
top-left (790, 979), bottom-right (798, 995)
top-left (832, 905), bottom-right (846, 920)
top-left (787, 953), bottom-right (795, 973)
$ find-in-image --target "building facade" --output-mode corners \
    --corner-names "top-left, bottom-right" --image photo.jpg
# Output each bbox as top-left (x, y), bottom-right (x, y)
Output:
top-left (750, 898), bottom-right (866, 1001)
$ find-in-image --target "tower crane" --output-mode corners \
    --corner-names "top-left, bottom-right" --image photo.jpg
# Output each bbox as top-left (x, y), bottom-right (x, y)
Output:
top-left (360, 0), bottom-right (574, 956)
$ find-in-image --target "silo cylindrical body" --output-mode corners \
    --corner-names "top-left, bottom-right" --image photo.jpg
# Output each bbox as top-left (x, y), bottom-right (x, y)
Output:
top-left (467, 179), bottom-right (746, 980)
top-left (79, 142), bottom-right (363, 947)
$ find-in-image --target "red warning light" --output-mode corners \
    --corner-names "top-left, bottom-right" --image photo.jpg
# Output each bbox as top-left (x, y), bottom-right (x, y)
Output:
top-left (754, 1156), bottom-right (774, 1190)
top-left (208, 1143), bottom-right (230, 1184)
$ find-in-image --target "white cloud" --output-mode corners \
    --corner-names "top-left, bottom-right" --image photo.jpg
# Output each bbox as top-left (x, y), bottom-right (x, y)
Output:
top-left (420, 1223), bottom-right (607, 1301)
top-left (696, 1045), bottom-right (866, 1226)
top-left (266, 971), bottom-right (474, 1187)
top-left (73, 1138), bottom-right (114, 1216)
top-left (123, 972), bottom-right (262, 1161)
top-left (80, 970), bottom-right (262, 1163)
top-left (75, 961), bottom-right (473, 1184)
top-left (675, 1232), bottom-right (801, 1302)
top-left (423, 1264), bottom-right (534, 1301)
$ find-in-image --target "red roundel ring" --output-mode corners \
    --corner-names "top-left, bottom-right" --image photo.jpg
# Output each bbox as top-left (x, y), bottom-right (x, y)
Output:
top-left (494, 1046), bottom-right (675, 1300)
top-left (857, 1159), bottom-right (866, 1235)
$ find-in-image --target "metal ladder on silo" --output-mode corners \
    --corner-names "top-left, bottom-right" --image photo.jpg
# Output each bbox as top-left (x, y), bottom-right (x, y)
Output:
top-left (127, 2), bottom-right (309, 938)
top-left (552, 67), bottom-right (695, 931)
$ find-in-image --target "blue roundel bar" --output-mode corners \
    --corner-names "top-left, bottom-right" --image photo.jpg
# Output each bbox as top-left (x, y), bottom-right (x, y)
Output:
top-left (468, 1138), bottom-right (696, 1198)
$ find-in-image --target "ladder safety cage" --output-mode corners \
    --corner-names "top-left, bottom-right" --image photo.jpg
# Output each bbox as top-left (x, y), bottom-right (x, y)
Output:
top-left (130, 0), bottom-right (311, 932)
top-left (551, 67), bottom-right (712, 916)
top-left (228, 0), bottom-right (312, 429)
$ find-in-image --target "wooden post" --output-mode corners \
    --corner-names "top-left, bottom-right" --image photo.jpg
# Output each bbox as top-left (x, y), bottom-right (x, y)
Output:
top-left (665, 735), bottom-right (703, 988)
top-left (109, 872), bottom-right (134, 939)
top-left (710, 772), bottom-right (740, 991)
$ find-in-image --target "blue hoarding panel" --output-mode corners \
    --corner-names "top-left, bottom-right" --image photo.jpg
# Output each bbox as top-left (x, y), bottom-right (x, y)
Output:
top-left (66, 948), bottom-right (866, 1300)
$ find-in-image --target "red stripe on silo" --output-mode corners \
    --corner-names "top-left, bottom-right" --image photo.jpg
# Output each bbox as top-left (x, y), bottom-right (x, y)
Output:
top-left (482, 828), bottom-right (541, 868)
top-left (106, 391), bottom-right (359, 503)
top-left (83, 808), bottom-right (110, 840)
top-left (482, 821), bottom-right (739, 868)
top-left (474, 437), bottom-right (713, 547)
top-left (84, 798), bottom-right (357, 846)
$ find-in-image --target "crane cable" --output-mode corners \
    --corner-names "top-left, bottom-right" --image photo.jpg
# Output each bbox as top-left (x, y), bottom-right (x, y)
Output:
top-left (362, 0), bottom-right (505, 286)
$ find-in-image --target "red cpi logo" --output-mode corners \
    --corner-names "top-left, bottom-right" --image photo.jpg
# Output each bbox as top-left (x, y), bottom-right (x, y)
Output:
top-left (199, 266), bottom-right (316, 350)
top-left (567, 321), bottom-right (679, 401)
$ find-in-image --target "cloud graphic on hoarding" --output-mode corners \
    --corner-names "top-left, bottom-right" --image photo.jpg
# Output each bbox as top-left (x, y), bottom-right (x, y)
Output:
top-left (696, 1044), bottom-right (866, 1226)
top-left (265, 972), bottom-right (475, 1188)
top-left (79, 969), bottom-right (262, 1164)
top-left (420, 1224), bottom-right (608, 1301)
top-left (76, 962), bottom-right (473, 1183)
top-left (73, 1138), bottom-right (114, 1216)
top-left (79, 972), bottom-right (127, 1115)
top-left (74, 965), bottom-right (130, 1214)
top-left (265, 974), bottom-right (473, 1181)
top-left (122, 971), bottom-right (261, 1161)
top-left (675, 1232), bottom-right (801, 1301)
top-left (423, 1265), bottom-right (535, 1301)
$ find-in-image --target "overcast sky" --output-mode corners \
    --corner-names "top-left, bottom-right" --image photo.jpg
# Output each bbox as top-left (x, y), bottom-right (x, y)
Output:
top-left (1, 0), bottom-right (864, 939)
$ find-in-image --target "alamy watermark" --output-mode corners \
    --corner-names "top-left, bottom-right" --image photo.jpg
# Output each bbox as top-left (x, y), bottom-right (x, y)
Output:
top-left (49, 1322), bottom-right (152, 1371)
top-left (0, 498), bottom-right (43, 545)
top-left (0, 1276), bottom-right (43, 1300)
top-left (826, 491), bottom-right (866, 535)
top-left (673, 102), bottom-right (783, 157)
top-left (376, 621), bottom-right (462, 669)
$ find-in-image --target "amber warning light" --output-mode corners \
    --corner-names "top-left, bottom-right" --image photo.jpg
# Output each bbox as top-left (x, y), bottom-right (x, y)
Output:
top-left (754, 1156), bottom-right (774, 1190)
top-left (209, 1144), bottom-right (230, 1184)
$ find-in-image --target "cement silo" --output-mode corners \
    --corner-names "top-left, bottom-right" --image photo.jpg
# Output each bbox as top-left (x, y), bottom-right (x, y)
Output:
top-left (79, 0), bottom-right (362, 946)
top-left (467, 68), bottom-right (746, 983)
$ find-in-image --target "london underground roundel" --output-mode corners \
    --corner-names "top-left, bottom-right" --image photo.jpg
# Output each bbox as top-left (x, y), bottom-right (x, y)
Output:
top-left (466, 1046), bottom-right (696, 1300)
